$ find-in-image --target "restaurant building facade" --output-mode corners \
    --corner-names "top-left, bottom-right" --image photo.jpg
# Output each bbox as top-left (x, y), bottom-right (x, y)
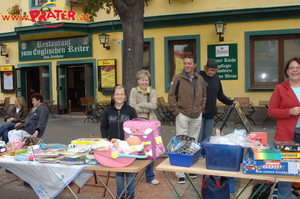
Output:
top-left (0, 0), bottom-right (299, 114)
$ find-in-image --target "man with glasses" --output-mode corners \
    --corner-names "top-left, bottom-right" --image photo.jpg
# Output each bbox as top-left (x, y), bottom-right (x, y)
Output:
top-left (198, 59), bottom-right (235, 144)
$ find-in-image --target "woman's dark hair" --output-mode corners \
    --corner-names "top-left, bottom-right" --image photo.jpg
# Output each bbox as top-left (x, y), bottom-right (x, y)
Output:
top-left (284, 57), bottom-right (300, 78)
top-left (110, 84), bottom-right (128, 106)
top-left (31, 93), bottom-right (44, 103)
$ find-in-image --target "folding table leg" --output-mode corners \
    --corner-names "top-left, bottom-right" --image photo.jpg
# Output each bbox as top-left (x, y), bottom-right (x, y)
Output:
top-left (184, 173), bottom-right (202, 198)
top-left (235, 179), bottom-right (257, 199)
top-left (95, 173), bottom-right (115, 198)
top-left (162, 171), bottom-right (182, 199)
top-left (65, 185), bottom-right (79, 199)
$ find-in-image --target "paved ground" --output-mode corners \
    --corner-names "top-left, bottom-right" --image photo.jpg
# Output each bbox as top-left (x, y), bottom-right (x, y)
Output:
top-left (0, 112), bottom-right (291, 199)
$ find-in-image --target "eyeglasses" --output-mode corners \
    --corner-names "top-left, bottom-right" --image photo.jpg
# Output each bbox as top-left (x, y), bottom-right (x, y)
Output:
top-left (288, 67), bottom-right (300, 70)
top-left (114, 93), bottom-right (125, 96)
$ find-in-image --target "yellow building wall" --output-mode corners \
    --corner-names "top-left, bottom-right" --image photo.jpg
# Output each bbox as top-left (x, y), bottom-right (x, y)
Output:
top-left (0, 0), bottom-right (299, 106)
top-left (144, 17), bottom-right (300, 105)
top-left (143, 0), bottom-right (299, 16)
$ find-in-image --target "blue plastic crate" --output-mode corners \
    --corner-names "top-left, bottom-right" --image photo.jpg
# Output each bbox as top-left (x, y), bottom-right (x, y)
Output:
top-left (201, 136), bottom-right (244, 172)
top-left (167, 149), bottom-right (200, 167)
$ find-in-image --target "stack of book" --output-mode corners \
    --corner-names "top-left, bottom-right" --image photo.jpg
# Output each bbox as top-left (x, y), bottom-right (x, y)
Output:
top-left (37, 148), bottom-right (65, 163)
top-left (60, 146), bottom-right (90, 165)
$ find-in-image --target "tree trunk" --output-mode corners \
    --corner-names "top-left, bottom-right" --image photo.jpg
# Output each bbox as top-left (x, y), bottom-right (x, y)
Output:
top-left (112, 0), bottom-right (144, 95)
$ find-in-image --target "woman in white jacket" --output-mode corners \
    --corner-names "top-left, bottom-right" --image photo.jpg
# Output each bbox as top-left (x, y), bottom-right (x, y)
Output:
top-left (129, 70), bottom-right (159, 185)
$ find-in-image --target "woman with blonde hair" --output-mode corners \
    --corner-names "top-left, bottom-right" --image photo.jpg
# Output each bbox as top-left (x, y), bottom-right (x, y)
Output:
top-left (0, 96), bottom-right (28, 143)
top-left (129, 70), bottom-right (160, 185)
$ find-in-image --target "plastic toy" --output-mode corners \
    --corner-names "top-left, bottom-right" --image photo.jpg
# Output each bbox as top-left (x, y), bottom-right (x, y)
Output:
top-left (93, 136), bottom-right (148, 168)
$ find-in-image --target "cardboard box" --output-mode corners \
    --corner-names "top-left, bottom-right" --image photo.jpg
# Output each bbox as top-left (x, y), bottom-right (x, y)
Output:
top-left (250, 142), bottom-right (281, 160)
top-left (201, 136), bottom-right (244, 172)
top-left (249, 132), bottom-right (268, 146)
top-left (243, 148), bottom-right (300, 176)
top-left (279, 150), bottom-right (300, 159)
top-left (274, 140), bottom-right (300, 152)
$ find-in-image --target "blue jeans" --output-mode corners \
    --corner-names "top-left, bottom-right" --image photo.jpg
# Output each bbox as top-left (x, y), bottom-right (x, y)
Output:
top-left (145, 162), bottom-right (155, 183)
top-left (277, 181), bottom-right (291, 199)
top-left (0, 123), bottom-right (15, 143)
top-left (276, 129), bottom-right (300, 199)
top-left (198, 117), bottom-right (214, 143)
top-left (115, 172), bottom-right (135, 198)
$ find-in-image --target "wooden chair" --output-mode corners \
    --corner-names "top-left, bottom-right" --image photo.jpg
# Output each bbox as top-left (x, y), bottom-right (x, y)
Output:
top-left (79, 97), bottom-right (97, 123)
top-left (0, 97), bottom-right (10, 117)
top-left (76, 134), bottom-right (115, 197)
top-left (233, 97), bottom-right (256, 126)
top-left (79, 97), bottom-right (88, 107)
top-left (156, 97), bottom-right (175, 125)
top-left (87, 96), bottom-right (96, 106)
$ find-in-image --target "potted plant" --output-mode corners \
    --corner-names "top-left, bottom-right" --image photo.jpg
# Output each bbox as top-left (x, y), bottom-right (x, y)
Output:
top-left (7, 4), bottom-right (22, 15)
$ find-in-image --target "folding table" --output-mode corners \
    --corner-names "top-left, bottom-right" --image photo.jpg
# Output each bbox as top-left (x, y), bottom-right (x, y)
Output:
top-left (84, 159), bottom-right (152, 199)
top-left (156, 158), bottom-right (300, 199)
top-left (0, 159), bottom-right (152, 199)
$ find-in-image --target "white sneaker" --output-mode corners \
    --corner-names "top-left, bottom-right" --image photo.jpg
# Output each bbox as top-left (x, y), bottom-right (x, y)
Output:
top-left (150, 179), bottom-right (160, 185)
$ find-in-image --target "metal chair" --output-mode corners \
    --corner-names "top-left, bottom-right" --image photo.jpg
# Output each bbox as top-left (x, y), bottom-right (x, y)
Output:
top-left (261, 105), bottom-right (272, 128)
top-left (44, 100), bottom-right (55, 118)
top-left (156, 97), bottom-right (175, 125)
top-left (80, 97), bottom-right (97, 123)
top-left (0, 97), bottom-right (10, 117)
top-left (87, 96), bottom-right (96, 106)
top-left (214, 105), bottom-right (229, 127)
top-left (233, 97), bottom-right (256, 126)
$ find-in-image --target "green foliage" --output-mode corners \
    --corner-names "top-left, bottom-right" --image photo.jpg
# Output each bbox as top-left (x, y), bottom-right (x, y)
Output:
top-left (7, 4), bottom-right (22, 15)
top-left (76, 0), bottom-right (118, 22)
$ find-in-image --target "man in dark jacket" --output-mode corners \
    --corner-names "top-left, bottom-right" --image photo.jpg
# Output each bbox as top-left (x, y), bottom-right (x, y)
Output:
top-left (198, 59), bottom-right (235, 143)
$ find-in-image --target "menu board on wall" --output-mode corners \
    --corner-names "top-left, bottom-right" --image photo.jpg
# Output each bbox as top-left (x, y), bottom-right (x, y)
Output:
top-left (207, 44), bottom-right (238, 80)
top-left (0, 65), bottom-right (15, 93)
top-left (98, 59), bottom-right (116, 92)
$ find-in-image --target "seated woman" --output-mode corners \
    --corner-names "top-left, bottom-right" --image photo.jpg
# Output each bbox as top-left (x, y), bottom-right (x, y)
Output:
top-left (8, 93), bottom-right (49, 142)
top-left (0, 96), bottom-right (28, 143)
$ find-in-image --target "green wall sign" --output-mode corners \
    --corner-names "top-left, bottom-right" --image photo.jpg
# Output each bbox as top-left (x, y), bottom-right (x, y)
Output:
top-left (207, 44), bottom-right (238, 80)
top-left (19, 35), bottom-right (92, 61)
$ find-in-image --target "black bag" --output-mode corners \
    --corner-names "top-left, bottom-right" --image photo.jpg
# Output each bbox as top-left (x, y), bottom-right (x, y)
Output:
top-left (249, 183), bottom-right (273, 199)
top-left (201, 175), bottom-right (230, 199)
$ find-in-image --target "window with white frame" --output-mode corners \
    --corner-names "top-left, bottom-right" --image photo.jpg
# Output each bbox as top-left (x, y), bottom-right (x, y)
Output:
top-left (250, 34), bottom-right (300, 89)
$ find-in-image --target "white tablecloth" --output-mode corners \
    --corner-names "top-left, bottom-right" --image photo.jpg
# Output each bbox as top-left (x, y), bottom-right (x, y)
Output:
top-left (0, 159), bottom-right (86, 199)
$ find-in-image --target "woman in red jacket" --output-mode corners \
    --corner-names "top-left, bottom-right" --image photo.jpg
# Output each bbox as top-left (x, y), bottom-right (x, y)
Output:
top-left (268, 56), bottom-right (300, 199)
